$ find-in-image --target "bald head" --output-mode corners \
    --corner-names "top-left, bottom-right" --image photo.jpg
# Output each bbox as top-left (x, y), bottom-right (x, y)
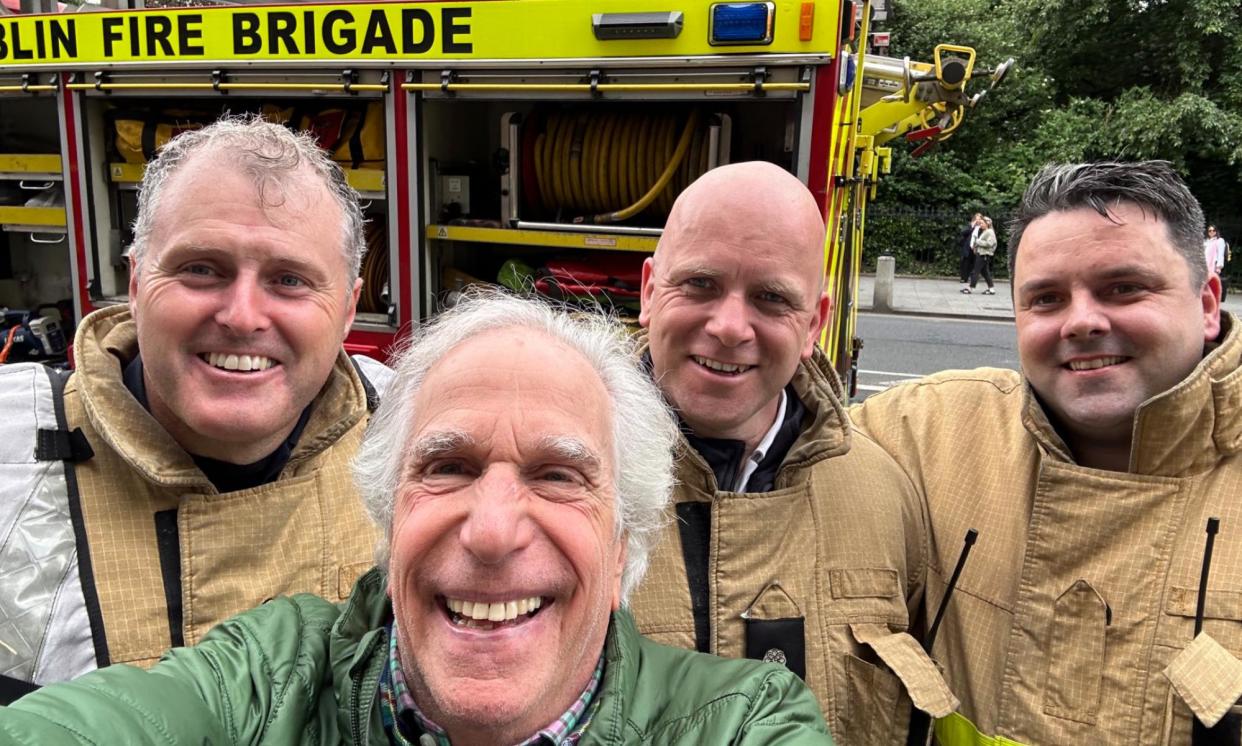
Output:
top-left (657, 162), bottom-right (826, 288)
top-left (640, 161), bottom-right (831, 448)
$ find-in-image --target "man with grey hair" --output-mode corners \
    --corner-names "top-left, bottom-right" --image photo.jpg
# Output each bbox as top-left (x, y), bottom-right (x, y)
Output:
top-left (0, 115), bottom-right (385, 701)
top-left (0, 289), bottom-right (832, 746)
top-left (852, 161), bottom-right (1235, 744)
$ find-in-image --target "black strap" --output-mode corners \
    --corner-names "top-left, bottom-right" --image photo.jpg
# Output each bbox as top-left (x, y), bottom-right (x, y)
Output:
top-left (0, 673), bottom-right (40, 705)
top-left (347, 104), bottom-right (366, 169)
top-left (44, 369), bottom-right (110, 668)
top-left (140, 117), bottom-right (159, 162)
top-left (34, 427), bottom-right (94, 463)
top-left (674, 501), bottom-right (712, 653)
top-left (153, 510), bottom-right (184, 648)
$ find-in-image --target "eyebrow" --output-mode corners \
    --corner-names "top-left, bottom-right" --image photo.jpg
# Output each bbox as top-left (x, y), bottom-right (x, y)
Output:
top-left (1018, 264), bottom-right (1163, 295)
top-left (537, 435), bottom-right (603, 475)
top-left (760, 279), bottom-right (808, 306)
top-left (408, 429), bottom-right (474, 464)
top-left (666, 263), bottom-right (722, 280)
top-left (162, 244), bottom-right (326, 277)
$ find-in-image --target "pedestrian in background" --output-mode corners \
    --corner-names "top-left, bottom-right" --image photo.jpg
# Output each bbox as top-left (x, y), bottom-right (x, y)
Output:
top-left (969, 216), bottom-right (998, 294)
top-left (959, 212), bottom-right (982, 292)
top-left (1205, 224), bottom-right (1229, 300)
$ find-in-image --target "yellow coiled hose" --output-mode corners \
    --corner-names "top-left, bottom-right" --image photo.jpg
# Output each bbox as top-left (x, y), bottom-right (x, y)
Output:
top-left (529, 108), bottom-right (710, 224)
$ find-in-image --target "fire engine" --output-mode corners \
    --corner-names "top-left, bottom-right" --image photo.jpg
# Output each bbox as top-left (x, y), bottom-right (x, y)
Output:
top-left (0, 0), bottom-right (1008, 392)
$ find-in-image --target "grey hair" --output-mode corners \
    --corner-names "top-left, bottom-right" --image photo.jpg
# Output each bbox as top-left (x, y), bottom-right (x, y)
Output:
top-left (1007, 161), bottom-right (1207, 287)
top-left (352, 288), bottom-right (679, 603)
top-left (129, 113), bottom-right (366, 285)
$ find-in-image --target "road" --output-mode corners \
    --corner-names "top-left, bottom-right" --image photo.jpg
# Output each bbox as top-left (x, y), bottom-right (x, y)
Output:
top-left (852, 313), bottom-right (1020, 401)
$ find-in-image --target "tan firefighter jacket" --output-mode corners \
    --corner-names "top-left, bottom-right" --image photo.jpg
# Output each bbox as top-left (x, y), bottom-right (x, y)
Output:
top-left (850, 313), bottom-right (1242, 745)
top-left (629, 347), bottom-right (955, 746)
top-left (0, 305), bottom-right (382, 696)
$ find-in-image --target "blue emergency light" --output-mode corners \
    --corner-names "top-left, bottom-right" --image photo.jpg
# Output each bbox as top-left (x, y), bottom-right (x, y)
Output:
top-left (709, 3), bottom-right (775, 46)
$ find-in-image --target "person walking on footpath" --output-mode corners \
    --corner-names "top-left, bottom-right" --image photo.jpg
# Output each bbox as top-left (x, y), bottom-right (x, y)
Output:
top-left (959, 212), bottom-right (982, 291)
top-left (968, 216), bottom-right (998, 294)
top-left (1205, 224), bottom-right (1229, 300)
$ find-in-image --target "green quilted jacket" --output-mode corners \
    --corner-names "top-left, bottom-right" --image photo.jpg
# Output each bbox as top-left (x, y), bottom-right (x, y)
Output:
top-left (0, 568), bottom-right (833, 745)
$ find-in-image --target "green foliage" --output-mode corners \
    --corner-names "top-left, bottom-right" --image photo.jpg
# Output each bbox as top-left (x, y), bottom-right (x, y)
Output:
top-left (875, 0), bottom-right (1242, 272)
top-left (862, 207), bottom-right (1011, 278)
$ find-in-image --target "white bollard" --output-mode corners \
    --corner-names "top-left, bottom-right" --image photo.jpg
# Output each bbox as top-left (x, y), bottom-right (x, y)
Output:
top-left (873, 255), bottom-right (895, 312)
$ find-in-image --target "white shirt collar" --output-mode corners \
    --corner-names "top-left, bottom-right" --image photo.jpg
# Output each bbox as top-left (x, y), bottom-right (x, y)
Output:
top-left (735, 388), bottom-right (788, 491)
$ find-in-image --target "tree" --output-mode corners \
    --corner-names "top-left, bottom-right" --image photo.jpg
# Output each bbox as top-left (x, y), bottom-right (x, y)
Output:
top-left (869, 0), bottom-right (1242, 272)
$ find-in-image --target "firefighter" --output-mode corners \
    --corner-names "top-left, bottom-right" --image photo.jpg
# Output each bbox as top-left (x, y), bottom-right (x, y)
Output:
top-left (852, 160), bottom-right (1239, 745)
top-left (629, 161), bottom-right (953, 744)
top-left (0, 116), bottom-right (387, 701)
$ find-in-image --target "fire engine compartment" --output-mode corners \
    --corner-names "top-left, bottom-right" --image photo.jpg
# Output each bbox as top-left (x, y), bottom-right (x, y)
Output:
top-left (0, 57), bottom-right (819, 362)
top-left (0, 0), bottom-right (857, 364)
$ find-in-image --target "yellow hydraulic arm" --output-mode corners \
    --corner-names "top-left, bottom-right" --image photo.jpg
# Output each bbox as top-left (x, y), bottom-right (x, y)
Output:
top-left (820, 5), bottom-right (1012, 395)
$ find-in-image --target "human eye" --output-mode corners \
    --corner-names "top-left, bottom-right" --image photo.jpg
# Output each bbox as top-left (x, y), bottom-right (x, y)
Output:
top-left (1026, 292), bottom-right (1061, 309)
top-left (1107, 282), bottom-right (1144, 297)
top-left (683, 276), bottom-right (714, 291)
top-left (180, 263), bottom-right (216, 278)
top-left (757, 290), bottom-right (789, 306)
top-left (275, 273), bottom-right (307, 289)
top-left (536, 467), bottom-right (580, 484)
top-left (421, 460), bottom-right (472, 479)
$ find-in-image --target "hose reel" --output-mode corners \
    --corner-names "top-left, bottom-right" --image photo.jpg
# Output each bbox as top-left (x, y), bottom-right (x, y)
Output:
top-left (504, 106), bottom-right (728, 230)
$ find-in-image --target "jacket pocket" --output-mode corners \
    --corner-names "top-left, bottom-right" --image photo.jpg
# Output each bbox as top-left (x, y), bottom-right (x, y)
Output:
top-left (1165, 586), bottom-right (1242, 622)
top-left (838, 653), bottom-right (908, 746)
top-left (849, 623), bottom-right (958, 719)
top-left (829, 568), bottom-right (900, 601)
top-left (1161, 633), bottom-right (1242, 745)
top-left (1042, 579), bottom-right (1109, 725)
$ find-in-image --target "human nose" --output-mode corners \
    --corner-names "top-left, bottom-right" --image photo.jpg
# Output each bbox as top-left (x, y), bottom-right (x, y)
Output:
top-left (458, 466), bottom-right (534, 565)
top-left (1060, 293), bottom-right (1110, 339)
top-left (214, 274), bottom-right (271, 335)
top-left (703, 293), bottom-right (756, 347)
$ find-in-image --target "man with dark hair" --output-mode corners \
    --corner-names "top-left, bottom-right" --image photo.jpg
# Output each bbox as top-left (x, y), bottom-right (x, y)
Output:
top-left (959, 212), bottom-right (982, 291)
top-left (852, 161), bottom-right (1235, 744)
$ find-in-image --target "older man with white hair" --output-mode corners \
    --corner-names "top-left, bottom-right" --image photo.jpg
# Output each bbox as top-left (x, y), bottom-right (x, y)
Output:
top-left (0, 289), bottom-right (832, 746)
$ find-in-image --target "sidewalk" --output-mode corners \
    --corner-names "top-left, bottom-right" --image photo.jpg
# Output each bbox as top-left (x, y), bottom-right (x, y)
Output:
top-left (857, 274), bottom-right (1242, 321)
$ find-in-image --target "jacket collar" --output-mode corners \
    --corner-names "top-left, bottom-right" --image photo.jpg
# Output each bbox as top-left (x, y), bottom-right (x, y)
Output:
top-left (1022, 313), bottom-right (1242, 476)
top-left (334, 568), bottom-right (635, 745)
top-left (72, 304), bottom-right (369, 491)
top-left (637, 334), bottom-right (852, 493)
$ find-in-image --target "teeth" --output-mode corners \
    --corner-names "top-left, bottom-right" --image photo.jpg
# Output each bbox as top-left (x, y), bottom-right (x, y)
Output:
top-left (693, 355), bottom-right (750, 374)
top-left (1068, 356), bottom-right (1125, 371)
top-left (205, 352), bottom-right (275, 372)
top-left (445, 596), bottom-right (543, 623)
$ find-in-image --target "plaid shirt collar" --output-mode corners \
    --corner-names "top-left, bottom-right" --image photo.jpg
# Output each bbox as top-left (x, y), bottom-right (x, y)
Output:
top-left (379, 620), bottom-right (604, 746)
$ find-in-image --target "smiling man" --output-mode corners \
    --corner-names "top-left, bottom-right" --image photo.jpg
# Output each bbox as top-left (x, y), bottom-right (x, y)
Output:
top-left (851, 161), bottom-right (1239, 744)
top-left (629, 161), bottom-right (949, 744)
top-left (0, 290), bottom-right (832, 746)
top-left (0, 116), bottom-right (386, 701)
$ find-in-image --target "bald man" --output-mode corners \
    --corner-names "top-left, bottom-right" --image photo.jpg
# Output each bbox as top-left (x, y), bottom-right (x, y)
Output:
top-left (628, 162), bottom-right (950, 744)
